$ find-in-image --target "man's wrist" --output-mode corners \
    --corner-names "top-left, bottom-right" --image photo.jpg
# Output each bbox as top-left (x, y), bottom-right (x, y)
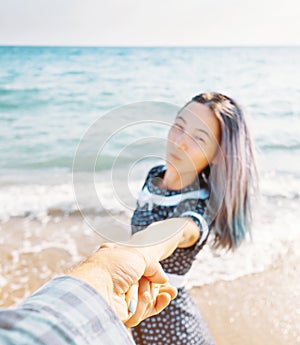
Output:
top-left (68, 254), bottom-right (113, 304)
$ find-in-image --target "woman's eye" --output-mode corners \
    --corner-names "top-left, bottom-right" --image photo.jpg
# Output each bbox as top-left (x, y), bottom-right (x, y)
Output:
top-left (173, 123), bottom-right (184, 130)
top-left (195, 136), bottom-right (205, 143)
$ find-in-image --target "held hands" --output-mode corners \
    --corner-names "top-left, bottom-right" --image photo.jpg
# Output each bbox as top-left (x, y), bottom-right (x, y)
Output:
top-left (125, 277), bottom-right (177, 327)
top-left (69, 243), bottom-right (177, 327)
top-left (99, 243), bottom-right (177, 327)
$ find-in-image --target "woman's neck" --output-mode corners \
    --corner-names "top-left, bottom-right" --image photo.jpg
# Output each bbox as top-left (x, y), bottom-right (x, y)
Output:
top-left (161, 168), bottom-right (198, 191)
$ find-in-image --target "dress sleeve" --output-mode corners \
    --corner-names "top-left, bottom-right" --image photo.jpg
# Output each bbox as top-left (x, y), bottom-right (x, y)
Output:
top-left (0, 276), bottom-right (134, 345)
top-left (173, 197), bottom-right (210, 246)
top-left (131, 165), bottom-right (165, 234)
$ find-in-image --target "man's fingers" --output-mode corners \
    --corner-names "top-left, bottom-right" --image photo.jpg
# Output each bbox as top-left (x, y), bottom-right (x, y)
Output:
top-left (99, 243), bottom-right (117, 249)
top-left (143, 260), bottom-right (168, 284)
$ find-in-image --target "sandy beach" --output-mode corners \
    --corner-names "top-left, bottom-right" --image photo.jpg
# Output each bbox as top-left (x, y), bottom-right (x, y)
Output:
top-left (1, 216), bottom-right (299, 344)
top-left (190, 251), bottom-right (300, 345)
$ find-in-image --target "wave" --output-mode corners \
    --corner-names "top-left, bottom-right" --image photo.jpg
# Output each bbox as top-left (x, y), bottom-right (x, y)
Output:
top-left (0, 172), bottom-right (142, 221)
top-left (260, 143), bottom-right (300, 151)
top-left (0, 87), bottom-right (44, 94)
top-left (58, 70), bottom-right (86, 77)
top-left (0, 168), bottom-right (299, 221)
top-left (2, 154), bottom-right (135, 171)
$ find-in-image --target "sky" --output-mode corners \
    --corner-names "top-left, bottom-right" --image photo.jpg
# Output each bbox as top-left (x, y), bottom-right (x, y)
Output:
top-left (0, 0), bottom-right (299, 46)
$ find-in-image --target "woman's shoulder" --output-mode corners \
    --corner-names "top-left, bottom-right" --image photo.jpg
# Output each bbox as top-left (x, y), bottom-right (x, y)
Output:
top-left (147, 165), bottom-right (166, 177)
top-left (149, 164), bottom-right (167, 174)
top-left (141, 165), bottom-right (166, 189)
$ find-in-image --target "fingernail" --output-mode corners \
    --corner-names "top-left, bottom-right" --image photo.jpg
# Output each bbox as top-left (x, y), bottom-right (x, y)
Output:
top-left (129, 299), bottom-right (137, 314)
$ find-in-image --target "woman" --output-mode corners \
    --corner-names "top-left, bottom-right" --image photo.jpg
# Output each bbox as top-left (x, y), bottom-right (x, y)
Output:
top-left (130, 92), bottom-right (258, 344)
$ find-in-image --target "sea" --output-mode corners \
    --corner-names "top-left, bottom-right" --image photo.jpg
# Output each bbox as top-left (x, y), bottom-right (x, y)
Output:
top-left (0, 46), bottom-right (299, 293)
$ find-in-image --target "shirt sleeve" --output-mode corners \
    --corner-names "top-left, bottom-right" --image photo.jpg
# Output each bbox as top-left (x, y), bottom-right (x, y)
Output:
top-left (0, 276), bottom-right (135, 345)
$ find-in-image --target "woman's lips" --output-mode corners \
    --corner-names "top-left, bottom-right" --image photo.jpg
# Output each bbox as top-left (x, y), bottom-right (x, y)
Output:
top-left (170, 153), bottom-right (182, 161)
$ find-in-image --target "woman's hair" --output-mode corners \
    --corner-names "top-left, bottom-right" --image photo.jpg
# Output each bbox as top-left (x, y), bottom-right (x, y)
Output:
top-left (187, 92), bottom-right (259, 250)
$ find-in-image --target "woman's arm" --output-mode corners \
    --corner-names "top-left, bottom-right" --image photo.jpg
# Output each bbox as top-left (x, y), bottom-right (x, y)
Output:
top-left (127, 218), bottom-right (200, 262)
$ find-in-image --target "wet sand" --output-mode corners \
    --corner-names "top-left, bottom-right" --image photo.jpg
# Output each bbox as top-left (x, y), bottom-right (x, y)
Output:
top-left (0, 216), bottom-right (103, 306)
top-left (1, 217), bottom-right (300, 344)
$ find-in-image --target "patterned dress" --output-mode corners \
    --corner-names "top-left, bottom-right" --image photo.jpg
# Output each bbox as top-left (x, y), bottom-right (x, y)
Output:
top-left (131, 165), bottom-right (215, 345)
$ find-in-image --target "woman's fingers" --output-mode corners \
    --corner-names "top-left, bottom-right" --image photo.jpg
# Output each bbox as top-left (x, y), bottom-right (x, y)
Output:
top-left (126, 283), bottom-right (138, 315)
top-left (158, 284), bottom-right (178, 300)
top-left (152, 292), bottom-right (172, 315)
top-left (125, 277), bottom-right (152, 327)
top-left (148, 284), bottom-right (177, 317)
top-left (125, 279), bottom-right (177, 327)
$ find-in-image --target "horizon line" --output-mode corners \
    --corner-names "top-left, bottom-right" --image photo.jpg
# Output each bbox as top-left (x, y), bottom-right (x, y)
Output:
top-left (0, 44), bottom-right (299, 49)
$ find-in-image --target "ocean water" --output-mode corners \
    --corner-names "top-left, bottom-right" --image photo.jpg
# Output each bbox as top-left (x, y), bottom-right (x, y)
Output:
top-left (0, 46), bottom-right (300, 286)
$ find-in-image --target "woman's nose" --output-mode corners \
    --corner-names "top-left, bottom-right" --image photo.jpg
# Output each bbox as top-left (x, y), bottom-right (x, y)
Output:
top-left (175, 132), bottom-right (188, 151)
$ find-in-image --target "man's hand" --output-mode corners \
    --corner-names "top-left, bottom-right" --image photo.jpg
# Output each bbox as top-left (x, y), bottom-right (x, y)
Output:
top-left (68, 244), bottom-right (177, 325)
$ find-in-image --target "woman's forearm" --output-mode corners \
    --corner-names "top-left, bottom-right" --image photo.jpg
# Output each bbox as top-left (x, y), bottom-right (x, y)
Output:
top-left (127, 218), bottom-right (199, 261)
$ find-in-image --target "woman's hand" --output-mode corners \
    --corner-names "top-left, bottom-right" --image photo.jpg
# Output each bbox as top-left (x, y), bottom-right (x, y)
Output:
top-left (125, 278), bottom-right (177, 327)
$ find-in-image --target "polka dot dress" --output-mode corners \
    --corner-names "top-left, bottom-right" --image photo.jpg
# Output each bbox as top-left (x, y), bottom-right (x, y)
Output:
top-left (131, 165), bottom-right (215, 345)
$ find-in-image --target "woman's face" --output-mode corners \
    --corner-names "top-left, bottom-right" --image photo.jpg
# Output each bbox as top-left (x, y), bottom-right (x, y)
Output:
top-left (166, 101), bottom-right (221, 175)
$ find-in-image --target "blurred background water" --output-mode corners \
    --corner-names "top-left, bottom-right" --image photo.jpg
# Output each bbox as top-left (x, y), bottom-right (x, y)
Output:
top-left (0, 46), bottom-right (299, 290)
